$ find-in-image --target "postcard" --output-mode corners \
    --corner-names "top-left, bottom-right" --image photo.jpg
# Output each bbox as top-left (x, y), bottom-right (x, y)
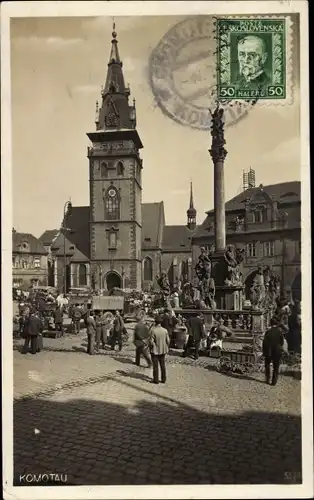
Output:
top-left (1, 1), bottom-right (312, 499)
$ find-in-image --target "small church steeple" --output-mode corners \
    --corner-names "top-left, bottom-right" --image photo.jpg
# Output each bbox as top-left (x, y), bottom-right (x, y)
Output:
top-left (95, 22), bottom-right (137, 131)
top-left (187, 181), bottom-right (197, 230)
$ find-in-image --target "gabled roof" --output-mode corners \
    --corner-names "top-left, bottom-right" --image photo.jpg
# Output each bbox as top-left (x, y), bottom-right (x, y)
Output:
top-left (51, 206), bottom-right (90, 260)
top-left (12, 231), bottom-right (47, 255)
top-left (162, 225), bottom-right (194, 252)
top-left (38, 229), bottom-right (59, 246)
top-left (142, 202), bottom-right (165, 249)
top-left (207, 181), bottom-right (300, 214)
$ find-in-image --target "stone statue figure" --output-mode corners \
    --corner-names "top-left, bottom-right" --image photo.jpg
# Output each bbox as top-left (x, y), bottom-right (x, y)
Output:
top-left (194, 247), bottom-right (216, 309)
top-left (209, 105), bottom-right (226, 146)
top-left (250, 266), bottom-right (266, 309)
top-left (157, 272), bottom-right (170, 296)
top-left (224, 245), bottom-right (243, 285)
top-left (195, 247), bottom-right (211, 281)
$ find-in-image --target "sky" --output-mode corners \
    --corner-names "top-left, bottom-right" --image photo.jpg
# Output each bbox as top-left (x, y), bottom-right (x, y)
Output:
top-left (10, 14), bottom-right (300, 238)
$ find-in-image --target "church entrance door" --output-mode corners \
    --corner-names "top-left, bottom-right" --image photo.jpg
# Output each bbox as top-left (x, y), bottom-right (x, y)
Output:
top-left (106, 272), bottom-right (122, 291)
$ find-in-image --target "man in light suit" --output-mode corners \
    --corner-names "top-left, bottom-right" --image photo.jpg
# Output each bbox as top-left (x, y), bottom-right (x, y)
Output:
top-left (149, 315), bottom-right (170, 384)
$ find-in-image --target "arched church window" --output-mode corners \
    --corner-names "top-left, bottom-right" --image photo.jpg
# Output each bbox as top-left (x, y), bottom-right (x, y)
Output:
top-left (100, 161), bottom-right (108, 178)
top-left (105, 187), bottom-right (120, 220)
top-left (117, 161), bottom-right (124, 176)
top-left (143, 257), bottom-right (153, 281)
top-left (78, 264), bottom-right (87, 286)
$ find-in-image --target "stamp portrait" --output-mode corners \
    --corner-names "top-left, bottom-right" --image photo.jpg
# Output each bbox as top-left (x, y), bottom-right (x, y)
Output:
top-left (217, 17), bottom-right (293, 102)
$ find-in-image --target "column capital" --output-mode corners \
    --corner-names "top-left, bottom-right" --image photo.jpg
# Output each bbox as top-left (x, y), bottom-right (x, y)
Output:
top-left (209, 147), bottom-right (228, 163)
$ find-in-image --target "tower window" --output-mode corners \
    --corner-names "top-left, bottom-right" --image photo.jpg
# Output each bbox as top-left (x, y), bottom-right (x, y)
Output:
top-left (105, 187), bottom-right (120, 220)
top-left (143, 257), bottom-right (153, 281)
top-left (100, 161), bottom-right (108, 178)
top-left (108, 231), bottom-right (117, 250)
top-left (117, 161), bottom-right (124, 176)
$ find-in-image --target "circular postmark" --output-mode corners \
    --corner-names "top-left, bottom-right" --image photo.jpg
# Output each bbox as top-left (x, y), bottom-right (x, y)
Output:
top-left (149, 16), bottom-right (257, 130)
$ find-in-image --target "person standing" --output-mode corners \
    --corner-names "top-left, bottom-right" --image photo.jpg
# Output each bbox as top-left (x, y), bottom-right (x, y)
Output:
top-left (263, 317), bottom-right (284, 386)
top-left (182, 313), bottom-right (205, 360)
top-left (86, 311), bottom-right (96, 355)
top-left (161, 308), bottom-right (177, 348)
top-left (133, 317), bottom-right (152, 367)
top-left (95, 310), bottom-right (104, 351)
top-left (72, 303), bottom-right (82, 334)
top-left (54, 306), bottom-right (63, 334)
top-left (149, 316), bottom-right (170, 384)
top-left (22, 309), bottom-right (43, 355)
top-left (110, 310), bottom-right (124, 352)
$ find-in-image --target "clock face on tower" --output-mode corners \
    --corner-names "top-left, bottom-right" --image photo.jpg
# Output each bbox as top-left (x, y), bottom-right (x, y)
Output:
top-left (108, 189), bottom-right (116, 198)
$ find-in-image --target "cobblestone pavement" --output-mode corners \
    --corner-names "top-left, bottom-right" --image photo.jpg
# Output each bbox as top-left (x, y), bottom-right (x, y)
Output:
top-left (14, 327), bottom-right (301, 486)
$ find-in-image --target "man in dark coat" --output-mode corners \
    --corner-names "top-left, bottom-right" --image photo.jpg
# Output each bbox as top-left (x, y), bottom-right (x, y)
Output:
top-left (110, 310), bottom-right (124, 351)
top-left (54, 306), bottom-right (63, 333)
top-left (133, 318), bottom-right (152, 367)
top-left (263, 316), bottom-right (284, 385)
top-left (22, 309), bottom-right (43, 355)
top-left (161, 308), bottom-right (177, 348)
top-left (182, 313), bottom-right (205, 360)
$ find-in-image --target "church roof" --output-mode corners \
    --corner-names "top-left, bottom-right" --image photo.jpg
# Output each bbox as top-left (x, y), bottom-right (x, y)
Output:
top-left (51, 206), bottom-right (90, 260)
top-left (162, 225), bottom-right (194, 252)
top-left (142, 202), bottom-right (165, 249)
top-left (206, 181), bottom-right (300, 214)
top-left (12, 231), bottom-right (47, 255)
top-left (38, 229), bottom-right (59, 246)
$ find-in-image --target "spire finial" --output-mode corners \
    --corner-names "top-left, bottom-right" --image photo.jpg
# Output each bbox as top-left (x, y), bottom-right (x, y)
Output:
top-left (112, 18), bottom-right (117, 39)
top-left (189, 180), bottom-right (194, 209)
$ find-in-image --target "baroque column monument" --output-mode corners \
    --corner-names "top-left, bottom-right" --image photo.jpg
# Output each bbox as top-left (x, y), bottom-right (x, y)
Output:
top-left (208, 105), bottom-right (244, 310)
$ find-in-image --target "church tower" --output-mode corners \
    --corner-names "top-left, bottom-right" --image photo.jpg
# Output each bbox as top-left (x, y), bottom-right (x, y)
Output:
top-left (87, 24), bottom-right (143, 291)
top-left (187, 181), bottom-right (197, 230)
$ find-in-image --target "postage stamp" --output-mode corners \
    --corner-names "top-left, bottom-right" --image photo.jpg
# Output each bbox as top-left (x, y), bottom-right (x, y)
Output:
top-left (149, 16), bottom-right (258, 131)
top-left (216, 16), bottom-right (293, 103)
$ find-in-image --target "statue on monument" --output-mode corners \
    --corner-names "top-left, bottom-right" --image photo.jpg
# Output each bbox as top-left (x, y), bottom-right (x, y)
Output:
top-left (250, 266), bottom-right (266, 309)
top-left (195, 247), bottom-right (211, 281)
top-left (156, 272), bottom-right (171, 306)
top-left (209, 104), bottom-right (226, 146)
top-left (194, 247), bottom-right (216, 309)
top-left (224, 245), bottom-right (243, 286)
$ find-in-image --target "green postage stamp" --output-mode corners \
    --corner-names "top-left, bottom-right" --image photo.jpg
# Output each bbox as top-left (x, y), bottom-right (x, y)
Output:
top-left (217, 17), bottom-right (293, 102)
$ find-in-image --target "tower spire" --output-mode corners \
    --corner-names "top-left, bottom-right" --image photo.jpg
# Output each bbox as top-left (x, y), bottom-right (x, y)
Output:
top-left (108, 21), bottom-right (121, 64)
top-left (187, 181), bottom-right (197, 230)
top-left (94, 21), bottom-right (137, 131)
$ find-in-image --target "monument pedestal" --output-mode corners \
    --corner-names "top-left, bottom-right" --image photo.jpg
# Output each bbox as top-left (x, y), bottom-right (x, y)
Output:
top-left (215, 285), bottom-right (243, 311)
top-left (209, 252), bottom-right (244, 311)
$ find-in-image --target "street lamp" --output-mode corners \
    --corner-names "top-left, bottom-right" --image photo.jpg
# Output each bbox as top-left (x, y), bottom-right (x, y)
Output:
top-left (62, 200), bottom-right (72, 294)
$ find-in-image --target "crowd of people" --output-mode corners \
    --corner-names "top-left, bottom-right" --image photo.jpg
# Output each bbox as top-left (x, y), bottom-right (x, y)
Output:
top-left (13, 282), bottom-right (302, 386)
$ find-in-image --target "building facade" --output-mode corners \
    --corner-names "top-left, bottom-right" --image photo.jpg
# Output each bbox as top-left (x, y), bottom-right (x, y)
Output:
top-left (12, 229), bottom-right (48, 288)
top-left (192, 181), bottom-right (301, 301)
